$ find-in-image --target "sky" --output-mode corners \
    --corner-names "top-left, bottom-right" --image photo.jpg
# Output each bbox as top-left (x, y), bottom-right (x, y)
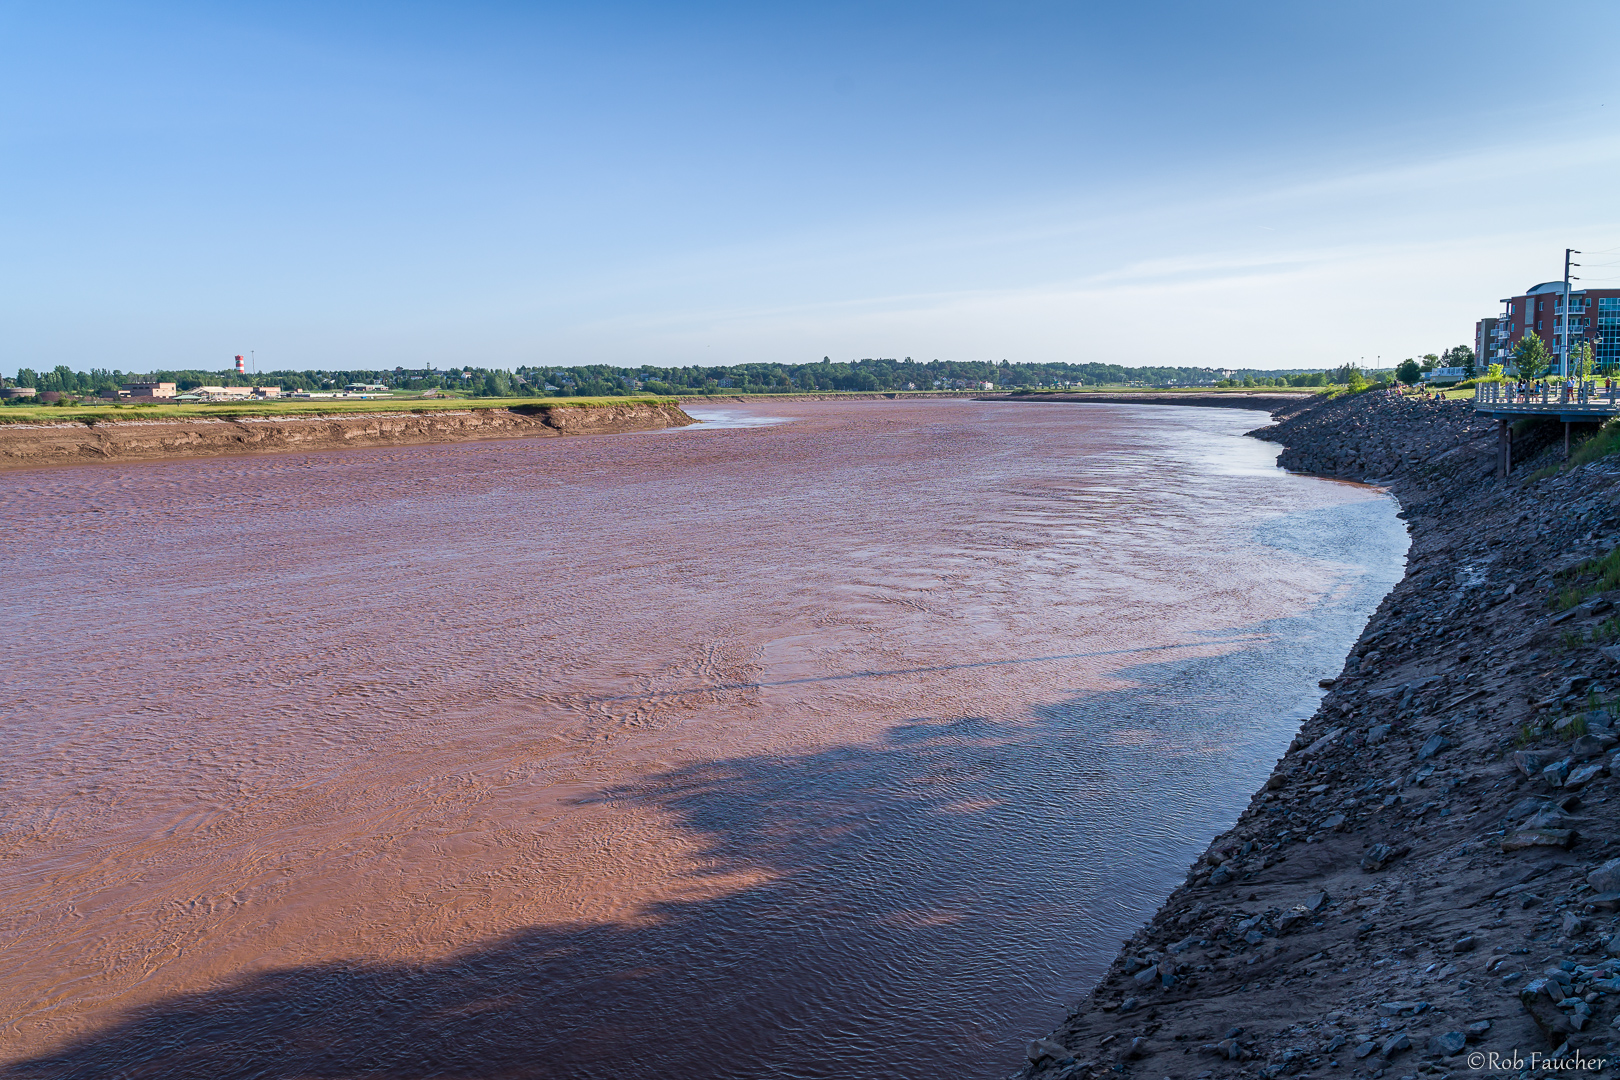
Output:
top-left (3, 0), bottom-right (1620, 376)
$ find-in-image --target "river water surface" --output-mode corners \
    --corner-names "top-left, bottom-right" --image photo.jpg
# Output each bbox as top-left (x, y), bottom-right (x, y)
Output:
top-left (0, 399), bottom-right (1406, 1079)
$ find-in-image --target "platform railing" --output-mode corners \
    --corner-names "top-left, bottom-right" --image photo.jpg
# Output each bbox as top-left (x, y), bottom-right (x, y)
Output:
top-left (1473, 381), bottom-right (1620, 408)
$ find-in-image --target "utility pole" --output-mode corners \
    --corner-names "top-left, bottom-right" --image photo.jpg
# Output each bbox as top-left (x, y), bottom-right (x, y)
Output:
top-left (1564, 248), bottom-right (1581, 378)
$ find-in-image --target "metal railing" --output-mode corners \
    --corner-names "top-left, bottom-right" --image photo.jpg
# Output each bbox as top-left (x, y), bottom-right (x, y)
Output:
top-left (1474, 381), bottom-right (1620, 407)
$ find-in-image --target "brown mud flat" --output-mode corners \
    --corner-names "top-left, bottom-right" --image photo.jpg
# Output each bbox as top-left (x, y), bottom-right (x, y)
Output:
top-left (1023, 393), bottom-right (1620, 1080)
top-left (0, 398), bottom-right (1400, 1080)
top-left (0, 402), bottom-right (695, 470)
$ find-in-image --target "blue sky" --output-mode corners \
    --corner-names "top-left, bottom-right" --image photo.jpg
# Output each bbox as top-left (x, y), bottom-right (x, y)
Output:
top-left (3, 1), bottom-right (1619, 375)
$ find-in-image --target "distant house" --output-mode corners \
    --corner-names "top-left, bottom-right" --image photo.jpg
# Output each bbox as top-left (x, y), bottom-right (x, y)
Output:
top-left (124, 381), bottom-right (177, 399)
top-left (0, 386), bottom-right (37, 398)
top-left (1427, 367), bottom-right (1469, 386)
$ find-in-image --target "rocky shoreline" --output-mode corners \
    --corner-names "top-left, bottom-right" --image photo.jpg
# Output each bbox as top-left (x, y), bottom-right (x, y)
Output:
top-left (0, 401), bottom-right (696, 470)
top-left (1023, 392), bottom-right (1620, 1080)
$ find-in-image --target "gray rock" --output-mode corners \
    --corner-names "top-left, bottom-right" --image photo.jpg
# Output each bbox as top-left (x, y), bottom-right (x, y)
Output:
top-left (1300, 727), bottom-right (1348, 758)
top-left (1244, 930), bottom-right (1265, 946)
top-left (1571, 734), bottom-right (1617, 759)
top-left (1209, 864), bottom-right (1234, 886)
top-left (1306, 890), bottom-right (1330, 912)
top-left (1325, 1034), bottom-right (1347, 1052)
top-left (1377, 1000), bottom-right (1429, 1017)
top-left (1320, 813), bottom-right (1346, 831)
top-left (1453, 936), bottom-right (1477, 953)
top-left (1564, 762), bottom-right (1605, 790)
top-left (1353, 1041), bottom-right (1378, 1059)
top-left (1362, 843), bottom-right (1396, 871)
top-left (1125, 1036), bottom-right (1149, 1059)
top-left (1588, 858), bottom-right (1620, 895)
top-left (1380, 1033), bottom-right (1411, 1057)
top-left (1559, 676), bottom-right (1594, 698)
top-left (1542, 758), bottom-right (1573, 786)
top-left (1512, 750), bottom-right (1547, 777)
top-left (1133, 966), bottom-right (1159, 987)
top-left (1502, 827), bottom-right (1575, 852)
top-left (1419, 734), bottom-right (1450, 760)
top-left (1119, 996), bottom-right (1139, 1013)
top-left (1028, 1038), bottom-right (1074, 1064)
top-left (1427, 1032), bottom-right (1467, 1057)
top-left (1467, 1020), bottom-right (1492, 1038)
top-left (1563, 912), bottom-right (1588, 937)
top-left (1367, 723), bottom-right (1392, 745)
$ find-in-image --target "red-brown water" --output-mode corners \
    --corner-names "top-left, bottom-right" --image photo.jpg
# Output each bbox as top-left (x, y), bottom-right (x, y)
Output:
top-left (0, 399), bottom-right (1405, 1079)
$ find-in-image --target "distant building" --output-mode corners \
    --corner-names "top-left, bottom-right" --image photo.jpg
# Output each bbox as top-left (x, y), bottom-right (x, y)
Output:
top-left (124, 381), bottom-right (177, 399)
top-left (1428, 367), bottom-right (1468, 386)
top-left (1473, 318), bottom-right (1497, 372)
top-left (0, 386), bottom-right (37, 398)
top-left (344, 383), bottom-right (389, 393)
top-left (184, 386), bottom-right (256, 400)
top-left (1487, 283), bottom-right (1620, 375)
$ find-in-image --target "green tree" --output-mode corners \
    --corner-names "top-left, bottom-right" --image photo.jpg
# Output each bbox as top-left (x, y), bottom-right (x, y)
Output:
top-left (1512, 333), bottom-right (1550, 379)
top-left (1396, 359), bottom-right (1422, 385)
top-left (1346, 368), bottom-right (1368, 392)
top-left (1420, 353), bottom-right (1440, 372)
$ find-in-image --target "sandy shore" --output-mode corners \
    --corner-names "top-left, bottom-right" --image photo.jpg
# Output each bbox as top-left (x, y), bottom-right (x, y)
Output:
top-left (0, 402), bottom-right (695, 470)
top-left (1023, 392), bottom-right (1620, 1080)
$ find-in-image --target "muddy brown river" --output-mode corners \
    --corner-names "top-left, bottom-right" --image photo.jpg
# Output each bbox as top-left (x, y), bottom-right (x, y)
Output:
top-left (0, 399), bottom-right (1406, 1079)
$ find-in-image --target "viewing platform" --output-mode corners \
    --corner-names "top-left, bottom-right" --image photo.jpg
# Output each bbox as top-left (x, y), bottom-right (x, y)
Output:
top-left (1473, 381), bottom-right (1620, 476)
top-left (1473, 380), bottom-right (1620, 421)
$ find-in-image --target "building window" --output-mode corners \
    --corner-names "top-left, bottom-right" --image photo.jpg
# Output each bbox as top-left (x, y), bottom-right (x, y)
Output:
top-left (1599, 298), bottom-right (1620, 371)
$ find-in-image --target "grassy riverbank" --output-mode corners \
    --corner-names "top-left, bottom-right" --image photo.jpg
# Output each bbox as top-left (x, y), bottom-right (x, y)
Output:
top-left (0, 396), bottom-right (676, 426)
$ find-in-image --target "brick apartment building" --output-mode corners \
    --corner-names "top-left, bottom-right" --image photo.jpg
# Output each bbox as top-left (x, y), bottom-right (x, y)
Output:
top-left (1479, 282), bottom-right (1620, 376)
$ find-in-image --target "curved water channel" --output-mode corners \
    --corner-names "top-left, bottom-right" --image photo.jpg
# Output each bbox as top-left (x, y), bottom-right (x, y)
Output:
top-left (0, 398), bottom-right (1406, 1078)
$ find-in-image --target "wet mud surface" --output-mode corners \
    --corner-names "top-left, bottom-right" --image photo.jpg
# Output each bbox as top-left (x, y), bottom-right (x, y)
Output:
top-left (0, 399), bottom-right (1405, 1078)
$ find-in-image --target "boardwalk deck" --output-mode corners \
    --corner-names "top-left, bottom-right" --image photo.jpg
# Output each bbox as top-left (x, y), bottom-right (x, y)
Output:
top-left (1473, 383), bottom-right (1620, 475)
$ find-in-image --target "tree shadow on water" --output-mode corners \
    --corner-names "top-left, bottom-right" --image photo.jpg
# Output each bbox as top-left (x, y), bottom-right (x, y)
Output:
top-left (8, 640), bottom-right (1322, 1080)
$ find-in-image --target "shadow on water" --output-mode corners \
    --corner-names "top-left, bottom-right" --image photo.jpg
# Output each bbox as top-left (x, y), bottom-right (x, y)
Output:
top-left (7, 605), bottom-right (1384, 1080)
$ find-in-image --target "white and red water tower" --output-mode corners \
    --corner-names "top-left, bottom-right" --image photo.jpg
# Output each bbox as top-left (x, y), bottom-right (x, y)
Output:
top-left (235, 355), bottom-right (246, 375)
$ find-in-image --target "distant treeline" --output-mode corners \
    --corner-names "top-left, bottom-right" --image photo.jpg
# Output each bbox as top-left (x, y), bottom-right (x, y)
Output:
top-left (4, 358), bottom-right (1345, 400)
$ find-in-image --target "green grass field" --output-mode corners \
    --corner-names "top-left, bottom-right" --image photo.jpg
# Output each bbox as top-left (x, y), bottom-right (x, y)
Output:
top-left (0, 395), bottom-right (677, 425)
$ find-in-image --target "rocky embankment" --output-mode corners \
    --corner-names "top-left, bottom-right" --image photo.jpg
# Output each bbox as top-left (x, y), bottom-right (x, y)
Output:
top-left (0, 402), bottom-right (695, 470)
top-left (1024, 392), bottom-right (1620, 1080)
